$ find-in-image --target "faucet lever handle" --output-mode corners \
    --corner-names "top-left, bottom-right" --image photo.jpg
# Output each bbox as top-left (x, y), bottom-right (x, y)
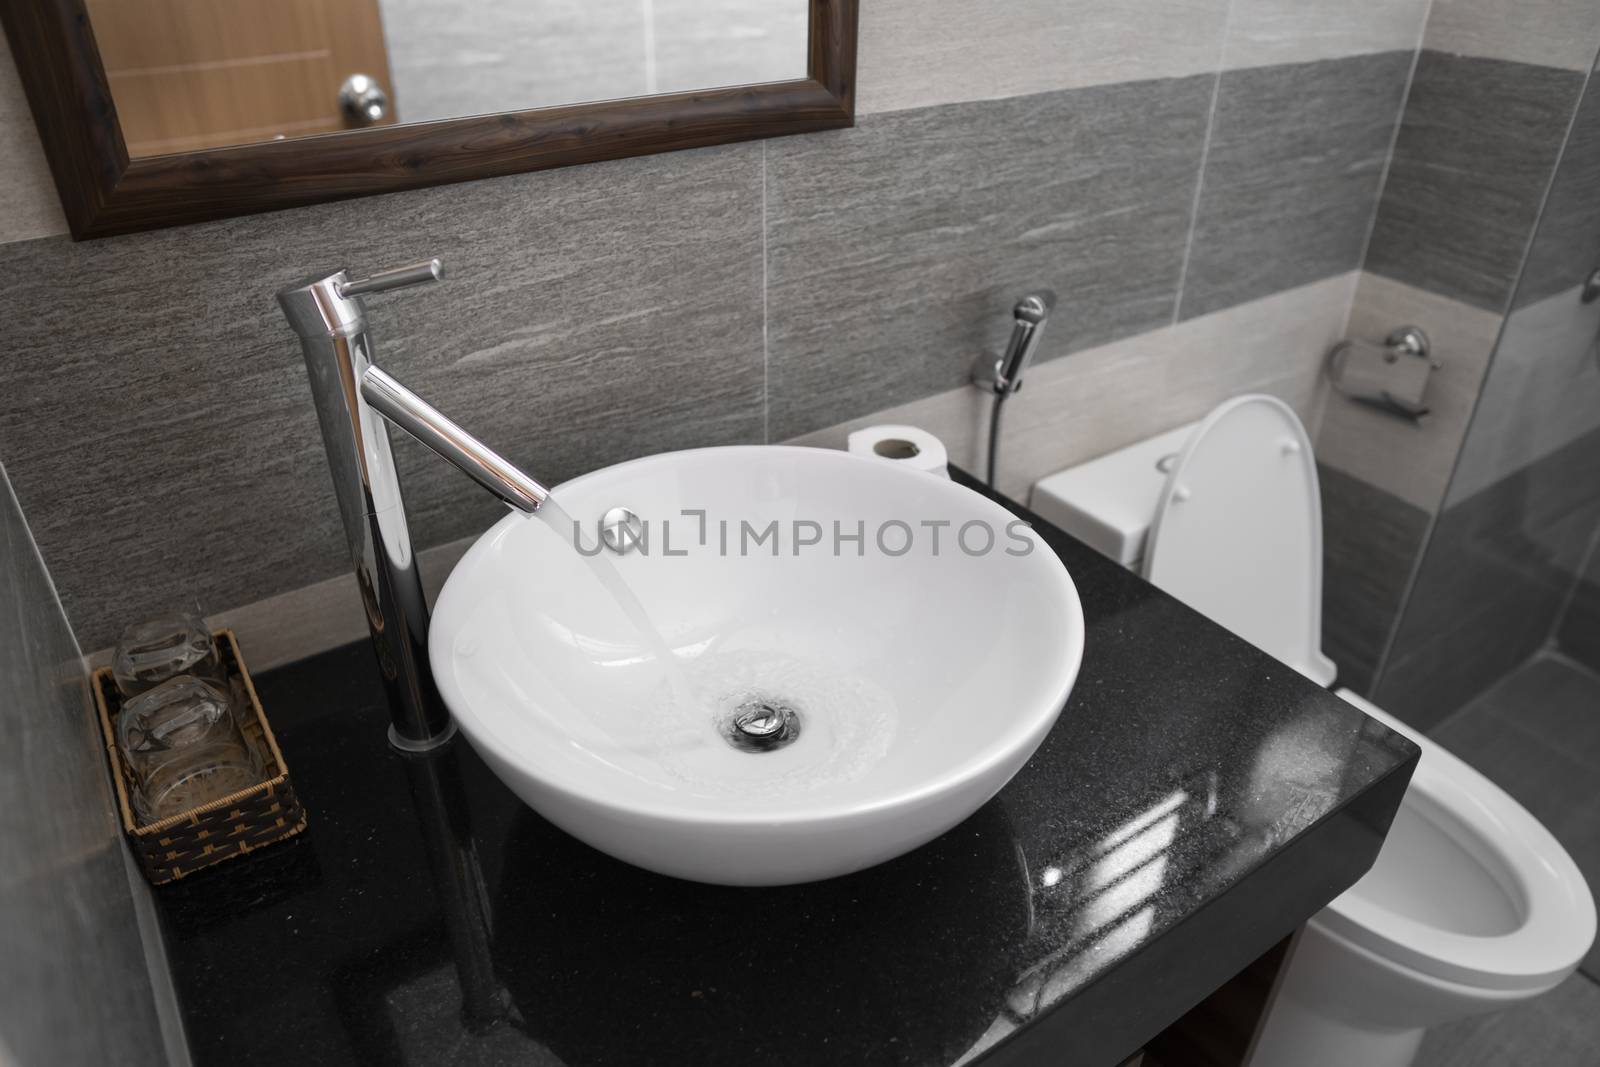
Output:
top-left (337, 258), bottom-right (445, 299)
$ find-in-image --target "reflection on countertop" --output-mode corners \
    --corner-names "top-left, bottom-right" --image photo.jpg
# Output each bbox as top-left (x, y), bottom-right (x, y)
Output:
top-left (155, 473), bottom-right (1416, 1067)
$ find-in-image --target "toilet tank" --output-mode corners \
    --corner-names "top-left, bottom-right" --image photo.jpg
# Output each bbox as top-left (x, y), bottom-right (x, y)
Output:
top-left (1028, 421), bottom-right (1198, 571)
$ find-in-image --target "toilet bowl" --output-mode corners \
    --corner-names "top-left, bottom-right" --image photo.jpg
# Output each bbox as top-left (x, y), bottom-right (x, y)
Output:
top-left (1251, 688), bottom-right (1595, 1066)
top-left (1030, 394), bottom-right (1596, 1067)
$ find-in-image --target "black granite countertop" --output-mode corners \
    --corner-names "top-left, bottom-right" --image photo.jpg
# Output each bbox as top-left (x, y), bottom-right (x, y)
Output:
top-left (155, 471), bottom-right (1418, 1067)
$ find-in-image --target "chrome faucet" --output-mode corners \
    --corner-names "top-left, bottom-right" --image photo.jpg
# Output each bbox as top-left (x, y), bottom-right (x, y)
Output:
top-left (277, 259), bottom-right (550, 751)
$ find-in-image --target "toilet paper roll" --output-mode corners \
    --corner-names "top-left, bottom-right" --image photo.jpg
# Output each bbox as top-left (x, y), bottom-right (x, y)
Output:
top-left (846, 424), bottom-right (950, 478)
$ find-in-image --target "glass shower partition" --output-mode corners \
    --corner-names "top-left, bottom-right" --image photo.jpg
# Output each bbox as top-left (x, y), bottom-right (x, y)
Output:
top-left (1370, 52), bottom-right (1600, 983)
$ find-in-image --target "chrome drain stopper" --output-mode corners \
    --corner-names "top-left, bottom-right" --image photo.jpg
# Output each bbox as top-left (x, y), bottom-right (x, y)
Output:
top-left (736, 706), bottom-right (786, 737)
top-left (723, 700), bottom-right (802, 753)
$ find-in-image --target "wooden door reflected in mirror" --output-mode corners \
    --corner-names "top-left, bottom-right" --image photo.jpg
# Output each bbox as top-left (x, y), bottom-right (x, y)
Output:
top-left (84, 0), bottom-right (398, 156)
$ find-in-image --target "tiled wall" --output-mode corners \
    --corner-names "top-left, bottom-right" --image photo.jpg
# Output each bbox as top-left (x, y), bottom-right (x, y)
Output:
top-left (0, 460), bottom-right (182, 1065)
top-left (0, 143), bottom-right (770, 653)
top-left (1365, 53), bottom-right (1586, 312)
top-left (1314, 2), bottom-right (1600, 700)
top-left (1318, 464), bottom-right (1430, 696)
top-left (782, 14), bottom-right (1421, 500)
top-left (0, 2), bottom-right (1434, 654)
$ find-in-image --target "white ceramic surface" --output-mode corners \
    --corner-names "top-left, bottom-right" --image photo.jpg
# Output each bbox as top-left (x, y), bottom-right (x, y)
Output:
top-left (1144, 395), bottom-right (1335, 686)
top-left (1325, 690), bottom-right (1595, 995)
top-left (430, 446), bottom-right (1084, 885)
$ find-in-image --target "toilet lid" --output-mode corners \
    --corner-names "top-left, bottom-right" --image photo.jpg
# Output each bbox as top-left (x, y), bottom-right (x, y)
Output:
top-left (1145, 395), bottom-right (1336, 685)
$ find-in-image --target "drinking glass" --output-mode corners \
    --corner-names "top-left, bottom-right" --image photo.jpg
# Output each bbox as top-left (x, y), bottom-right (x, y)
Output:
top-left (116, 676), bottom-right (263, 822)
top-left (112, 612), bottom-right (227, 698)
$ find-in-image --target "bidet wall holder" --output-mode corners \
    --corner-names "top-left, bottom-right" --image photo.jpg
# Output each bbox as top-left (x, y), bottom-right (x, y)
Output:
top-left (277, 259), bottom-right (550, 750)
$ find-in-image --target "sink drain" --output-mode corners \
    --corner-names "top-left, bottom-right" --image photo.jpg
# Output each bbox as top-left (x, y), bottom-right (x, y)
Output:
top-left (722, 699), bottom-right (802, 753)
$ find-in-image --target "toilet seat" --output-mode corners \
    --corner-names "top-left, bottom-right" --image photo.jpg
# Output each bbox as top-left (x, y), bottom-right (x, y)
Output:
top-left (1145, 395), bottom-right (1336, 685)
top-left (1323, 689), bottom-right (1596, 993)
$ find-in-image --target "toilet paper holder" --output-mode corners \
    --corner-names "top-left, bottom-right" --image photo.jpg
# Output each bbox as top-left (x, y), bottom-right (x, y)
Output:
top-left (1325, 325), bottom-right (1439, 421)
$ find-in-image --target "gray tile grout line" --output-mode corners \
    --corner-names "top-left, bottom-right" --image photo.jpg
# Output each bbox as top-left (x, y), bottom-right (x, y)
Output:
top-left (0, 457), bottom-right (87, 669)
top-left (1311, 31), bottom-right (1424, 442)
top-left (1168, 0), bottom-right (1234, 328)
top-left (1545, 519), bottom-right (1600, 651)
top-left (1424, 656), bottom-right (1548, 741)
top-left (1430, 657), bottom-right (1600, 782)
top-left (1344, 0), bottom-right (1433, 295)
top-left (1350, 7), bottom-right (1436, 690)
top-left (640, 0), bottom-right (658, 94)
top-left (760, 140), bottom-right (770, 445)
top-left (1491, 666), bottom-right (1595, 744)
top-left (1540, 646), bottom-right (1600, 685)
top-left (1311, 0), bottom-right (1432, 441)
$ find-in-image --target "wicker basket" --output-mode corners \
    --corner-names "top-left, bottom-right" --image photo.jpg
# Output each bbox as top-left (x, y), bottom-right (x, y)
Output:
top-left (92, 629), bottom-right (307, 885)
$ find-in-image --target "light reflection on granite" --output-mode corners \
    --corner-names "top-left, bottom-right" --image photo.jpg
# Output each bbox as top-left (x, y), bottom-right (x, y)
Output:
top-left (1007, 782), bottom-right (1222, 1016)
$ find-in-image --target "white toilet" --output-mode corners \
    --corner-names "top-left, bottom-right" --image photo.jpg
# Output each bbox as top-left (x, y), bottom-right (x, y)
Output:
top-left (1030, 394), bottom-right (1597, 1067)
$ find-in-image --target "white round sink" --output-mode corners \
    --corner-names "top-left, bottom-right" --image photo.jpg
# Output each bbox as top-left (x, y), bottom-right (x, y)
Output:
top-left (430, 445), bottom-right (1084, 885)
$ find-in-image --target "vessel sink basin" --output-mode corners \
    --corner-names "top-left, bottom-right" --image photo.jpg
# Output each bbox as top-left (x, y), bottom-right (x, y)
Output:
top-left (430, 445), bottom-right (1084, 885)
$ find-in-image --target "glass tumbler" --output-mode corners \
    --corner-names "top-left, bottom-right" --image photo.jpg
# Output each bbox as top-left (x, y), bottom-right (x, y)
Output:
top-left (112, 612), bottom-right (228, 698)
top-left (116, 676), bottom-right (263, 823)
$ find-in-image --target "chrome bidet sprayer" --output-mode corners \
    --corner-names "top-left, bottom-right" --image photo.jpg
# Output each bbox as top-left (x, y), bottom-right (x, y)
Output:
top-left (972, 290), bottom-right (1059, 488)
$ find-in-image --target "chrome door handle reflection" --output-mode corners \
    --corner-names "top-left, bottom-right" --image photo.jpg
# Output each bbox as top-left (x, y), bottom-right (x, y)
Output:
top-left (339, 74), bottom-right (389, 125)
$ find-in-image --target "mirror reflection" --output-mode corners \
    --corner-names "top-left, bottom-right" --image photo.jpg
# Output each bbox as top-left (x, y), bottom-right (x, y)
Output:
top-left (83, 0), bottom-right (810, 158)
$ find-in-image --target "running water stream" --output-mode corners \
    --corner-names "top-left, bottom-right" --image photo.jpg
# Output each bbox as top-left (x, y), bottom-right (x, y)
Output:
top-left (527, 497), bottom-right (899, 797)
top-left (536, 497), bottom-right (695, 708)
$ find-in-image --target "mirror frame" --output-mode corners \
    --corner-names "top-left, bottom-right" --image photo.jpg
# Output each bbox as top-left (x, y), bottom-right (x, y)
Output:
top-left (0, 0), bottom-right (855, 239)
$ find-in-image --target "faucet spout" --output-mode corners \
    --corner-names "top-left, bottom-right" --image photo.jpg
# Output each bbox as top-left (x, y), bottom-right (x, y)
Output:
top-left (360, 366), bottom-right (550, 514)
top-left (277, 258), bottom-right (544, 751)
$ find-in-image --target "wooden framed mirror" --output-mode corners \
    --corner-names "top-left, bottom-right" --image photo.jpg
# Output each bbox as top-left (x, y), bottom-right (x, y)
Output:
top-left (0, 0), bottom-right (855, 239)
